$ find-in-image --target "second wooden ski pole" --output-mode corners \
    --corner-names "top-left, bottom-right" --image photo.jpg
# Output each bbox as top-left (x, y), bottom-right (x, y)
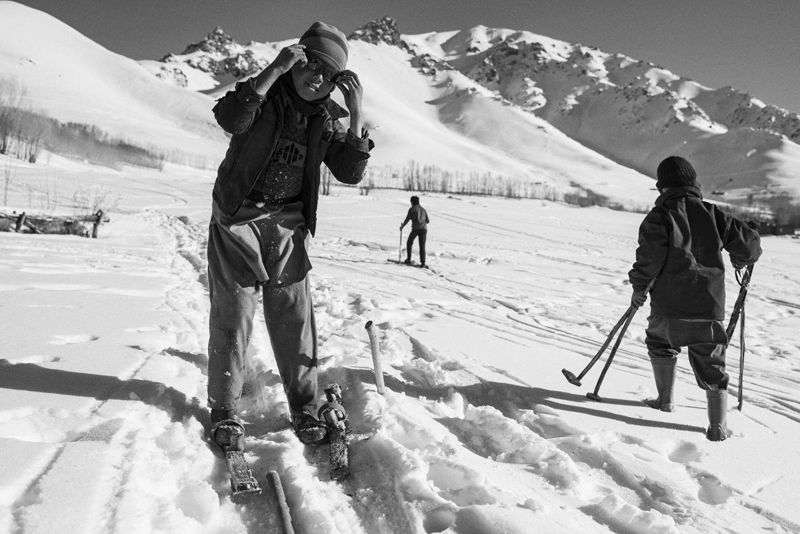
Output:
top-left (365, 321), bottom-right (386, 394)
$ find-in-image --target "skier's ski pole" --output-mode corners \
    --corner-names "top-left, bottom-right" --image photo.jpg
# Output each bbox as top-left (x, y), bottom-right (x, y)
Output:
top-left (562, 307), bottom-right (633, 387)
top-left (398, 227), bottom-right (403, 263)
top-left (268, 470), bottom-right (294, 534)
top-left (365, 321), bottom-right (386, 394)
top-left (586, 307), bottom-right (638, 402)
top-left (726, 264), bottom-right (753, 411)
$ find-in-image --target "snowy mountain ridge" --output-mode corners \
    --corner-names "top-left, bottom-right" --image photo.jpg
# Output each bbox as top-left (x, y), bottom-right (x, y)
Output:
top-left (149, 17), bottom-right (800, 203)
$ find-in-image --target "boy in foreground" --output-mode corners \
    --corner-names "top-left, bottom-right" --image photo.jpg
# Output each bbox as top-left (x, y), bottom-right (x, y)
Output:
top-left (629, 156), bottom-right (761, 441)
top-left (206, 22), bottom-right (373, 445)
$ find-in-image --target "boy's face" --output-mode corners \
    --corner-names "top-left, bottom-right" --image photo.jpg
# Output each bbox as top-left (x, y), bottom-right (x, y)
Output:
top-left (290, 54), bottom-right (337, 102)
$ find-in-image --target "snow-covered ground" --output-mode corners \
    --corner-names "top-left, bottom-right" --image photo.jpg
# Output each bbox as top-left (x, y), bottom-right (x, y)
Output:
top-left (2, 155), bottom-right (799, 534)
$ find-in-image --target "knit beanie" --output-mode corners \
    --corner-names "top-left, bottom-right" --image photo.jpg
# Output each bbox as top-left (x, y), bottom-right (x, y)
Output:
top-left (656, 156), bottom-right (698, 189)
top-left (299, 22), bottom-right (348, 71)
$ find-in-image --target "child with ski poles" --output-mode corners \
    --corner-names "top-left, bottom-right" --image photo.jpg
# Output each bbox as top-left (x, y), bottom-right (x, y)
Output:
top-left (629, 156), bottom-right (761, 441)
top-left (206, 22), bottom-right (373, 446)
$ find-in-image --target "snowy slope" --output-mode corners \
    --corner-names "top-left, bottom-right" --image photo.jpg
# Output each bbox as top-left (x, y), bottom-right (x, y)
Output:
top-left (0, 1), bottom-right (228, 162)
top-left (153, 27), bottom-right (655, 209)
top-left (421, 25), bottom-right (800, 201)
top-left (2, 155), bottom-right (800, 533)
top-left (146, 18), bottom-right (800, 204)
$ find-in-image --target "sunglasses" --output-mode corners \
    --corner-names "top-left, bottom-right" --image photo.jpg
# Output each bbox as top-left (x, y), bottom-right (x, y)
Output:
top-left (304, 54), bottom-right (344, 83)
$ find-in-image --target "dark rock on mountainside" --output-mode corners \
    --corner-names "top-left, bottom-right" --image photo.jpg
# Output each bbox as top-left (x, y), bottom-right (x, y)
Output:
top-left (349, 17), bottom-right (412, 53)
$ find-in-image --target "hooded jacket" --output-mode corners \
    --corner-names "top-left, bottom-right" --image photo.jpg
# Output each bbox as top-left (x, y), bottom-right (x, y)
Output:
top-left (211, 76), bottom-right (372, 236)
top-left (629, 186), bottom-right (761, 320)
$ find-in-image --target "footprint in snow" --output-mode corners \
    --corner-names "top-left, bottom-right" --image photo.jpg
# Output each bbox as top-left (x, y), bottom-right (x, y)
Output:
top-left (696, 473), bottom-right (734, 505)
top-left (666, 440), bottom-right (703, 464)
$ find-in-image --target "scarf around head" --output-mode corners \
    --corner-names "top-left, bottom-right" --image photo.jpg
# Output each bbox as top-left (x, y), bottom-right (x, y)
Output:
top-left (277, 73), bottom-right (330, 117)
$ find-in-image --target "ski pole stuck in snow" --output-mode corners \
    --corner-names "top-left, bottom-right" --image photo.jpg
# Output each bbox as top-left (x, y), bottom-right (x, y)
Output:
top-left (365, 320), bottom-right (386, 394)
top-left (268, 470), bottom-right (294, 534)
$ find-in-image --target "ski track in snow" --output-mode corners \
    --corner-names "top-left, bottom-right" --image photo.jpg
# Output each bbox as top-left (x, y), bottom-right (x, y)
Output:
top-left (4, 201), bottom-right (800, 534)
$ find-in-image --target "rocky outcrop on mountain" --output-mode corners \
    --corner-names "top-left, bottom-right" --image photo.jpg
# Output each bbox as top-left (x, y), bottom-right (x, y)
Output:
top-left (349, 17), bottom-right (412, 53)
top-left (179, 26), bottom-right (236, 56)
top-left (158, 27), bottom-right (268, 80)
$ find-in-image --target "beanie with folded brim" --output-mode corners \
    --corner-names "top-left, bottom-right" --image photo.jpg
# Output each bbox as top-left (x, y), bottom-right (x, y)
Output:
top-left (299, 21), bottom-right (348, 71)
top-left (656, 156), bottom-right (698, 189)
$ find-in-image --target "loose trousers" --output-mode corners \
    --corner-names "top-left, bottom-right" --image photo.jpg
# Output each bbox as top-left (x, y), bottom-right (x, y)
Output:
top-left (206, 199), bottom-right (317, 413)
top-left (645, 314), bottom-right (729, 390)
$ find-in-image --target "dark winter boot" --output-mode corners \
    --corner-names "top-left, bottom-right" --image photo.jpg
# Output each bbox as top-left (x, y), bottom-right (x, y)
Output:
top-left (706, 388), bottom-right (728, 442)
top-left (291, 409), bottom-right (327, 445)
top-left (644, 357), bottom-right (677, 412)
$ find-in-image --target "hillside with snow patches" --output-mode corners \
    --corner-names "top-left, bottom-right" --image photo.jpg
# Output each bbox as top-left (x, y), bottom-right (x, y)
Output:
top-left (149, 17), bottom-right (800, 205)
top-left (0, 2), bottom-right (228, 167)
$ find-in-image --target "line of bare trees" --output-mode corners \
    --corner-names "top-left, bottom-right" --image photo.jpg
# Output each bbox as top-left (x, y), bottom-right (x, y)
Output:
top-left (1, 76), bottom-right (168, 169)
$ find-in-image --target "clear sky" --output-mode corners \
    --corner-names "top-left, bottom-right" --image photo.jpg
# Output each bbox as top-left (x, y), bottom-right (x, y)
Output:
top-left (13, 0), bottom-right (800, 113)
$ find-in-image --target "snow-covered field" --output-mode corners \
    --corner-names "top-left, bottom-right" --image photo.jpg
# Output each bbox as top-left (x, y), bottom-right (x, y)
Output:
top-left (1, 155), bottom-right (799, 534)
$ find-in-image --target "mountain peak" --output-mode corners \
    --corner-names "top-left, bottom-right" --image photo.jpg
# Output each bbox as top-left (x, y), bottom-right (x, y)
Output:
top-left (179, 26), bottom-right (237, 57)
top-left (349, 17), bottom-right (411, 53)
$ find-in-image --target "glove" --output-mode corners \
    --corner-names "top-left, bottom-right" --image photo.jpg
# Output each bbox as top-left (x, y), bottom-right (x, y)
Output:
top-left (631, 289), bottom-right (648, 308)
top-left (730, 256), bottom-right (747, 270)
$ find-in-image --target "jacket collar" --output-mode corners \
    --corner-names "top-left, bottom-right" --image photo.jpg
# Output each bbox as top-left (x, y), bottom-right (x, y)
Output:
top-left (655, 185), bottom-right (702, 207)
top-left (269, 75), bottom-right (349, 120)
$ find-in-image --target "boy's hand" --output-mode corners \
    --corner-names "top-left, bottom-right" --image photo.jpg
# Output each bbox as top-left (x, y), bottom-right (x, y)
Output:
top-left (270, 44), bottom-right (308, 75)
top-left (335, 71), bottom-right (363, 109)
top-left (631, 289), bottom-right (648, 308)
top-left (335, 71), bottom-right (364, 133)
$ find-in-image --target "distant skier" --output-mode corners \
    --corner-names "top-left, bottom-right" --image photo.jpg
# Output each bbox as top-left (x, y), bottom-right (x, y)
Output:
top-left (628, 156), bottom-right (761, 441)
top-left (400, 195), bottom-right (430, 267)
top-left (205, 22), bottom-right (373, 446)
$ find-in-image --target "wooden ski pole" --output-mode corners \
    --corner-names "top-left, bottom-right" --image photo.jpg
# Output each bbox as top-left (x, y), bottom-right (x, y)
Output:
top-left (586, 308), bottom-right (638, 402)
top-left (585, 278), bottom-right (655, 401)
top-left (737, 295), bottom-right (746, 411)
top-left (268, 470), bottom-right (294, 534)
top-left (726, 265), bottom-right (753, 411)
top-left (562, 307), bottom-right (632, 387)
top-left (398, 227), bottom-right (403, 263)
top-left (365, 321), bottom-right (386, 394)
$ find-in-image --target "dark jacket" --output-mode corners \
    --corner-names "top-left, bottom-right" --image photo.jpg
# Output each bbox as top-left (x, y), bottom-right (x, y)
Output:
top-left (211, 77), bottom-right (373, 236)
top-left (403, 204), bottom-right (429, 230)
top-left (629, 186), bottom-right (761, 320)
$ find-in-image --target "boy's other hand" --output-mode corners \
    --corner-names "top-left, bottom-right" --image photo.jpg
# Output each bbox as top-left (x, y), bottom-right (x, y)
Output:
top-left (271, 44), bottom-right (308, 75)
top-left (631, 290), bottom-right (648, 308)
top-left (335, 70), bottom-right (363, 115)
